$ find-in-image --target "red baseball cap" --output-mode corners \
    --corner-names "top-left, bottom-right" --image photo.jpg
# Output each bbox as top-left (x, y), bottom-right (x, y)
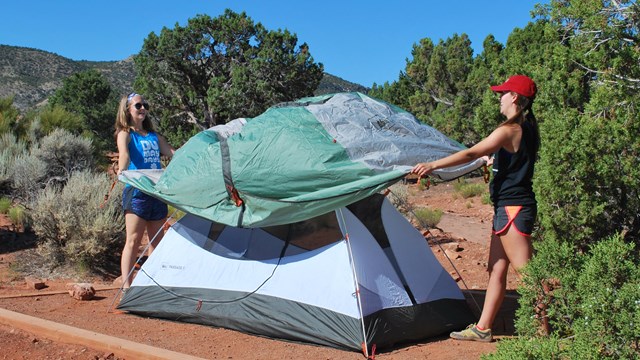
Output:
top-left (490, 75), bottom-right (537, 99)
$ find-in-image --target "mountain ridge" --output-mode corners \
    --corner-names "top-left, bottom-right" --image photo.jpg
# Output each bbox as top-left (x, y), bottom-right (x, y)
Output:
top-left (0, 44), bottom-right (368, 111)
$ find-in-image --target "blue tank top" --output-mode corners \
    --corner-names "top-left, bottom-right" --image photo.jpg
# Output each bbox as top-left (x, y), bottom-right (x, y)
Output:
top-left (127, 131), bottom-right (162, 170)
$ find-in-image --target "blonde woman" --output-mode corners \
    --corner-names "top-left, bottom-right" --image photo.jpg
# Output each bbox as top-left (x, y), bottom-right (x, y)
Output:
top-left (114, 92), bottom-right (175, 290)
top-left (412, 75), bottom-right (539, 342)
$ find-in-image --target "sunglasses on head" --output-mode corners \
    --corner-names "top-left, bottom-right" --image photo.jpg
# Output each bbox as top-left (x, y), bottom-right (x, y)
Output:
top-left (132, 102), bottom-right (149, 110)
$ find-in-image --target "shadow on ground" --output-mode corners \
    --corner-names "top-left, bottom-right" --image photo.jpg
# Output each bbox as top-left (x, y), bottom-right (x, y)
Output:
top-left (464, 289), bottom-right (519, 335)
top-left (0, 229), bottom-right (37, 254)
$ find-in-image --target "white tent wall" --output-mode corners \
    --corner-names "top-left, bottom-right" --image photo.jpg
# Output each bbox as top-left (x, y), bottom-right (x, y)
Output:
top-left (130, 216), bottom-right (363, 317)
top-left (379, 198), bottom-right (464, 302)
top-left (337, 206), bottom-right (414, 315)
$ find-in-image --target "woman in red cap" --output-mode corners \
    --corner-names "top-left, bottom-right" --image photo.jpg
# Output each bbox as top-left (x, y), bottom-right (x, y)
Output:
top-left (412, 75), bottom-right (539, 342)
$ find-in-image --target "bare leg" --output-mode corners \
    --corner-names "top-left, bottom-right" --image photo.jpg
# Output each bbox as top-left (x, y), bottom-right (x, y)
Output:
top-left (500, 226), bottom-right (533, 272)
top-left (477, 233), bottom-right (509, 330)
top-left (145, 219), bottom-right (166, 254)
top-left (477, 226), bottom-right (532, 330)
top-left (121, 212), bottom-right (146, 289)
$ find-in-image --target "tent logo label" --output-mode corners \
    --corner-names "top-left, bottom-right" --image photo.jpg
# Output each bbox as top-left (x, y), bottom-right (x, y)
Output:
top-left (161, 262), bottom-right (186, 271)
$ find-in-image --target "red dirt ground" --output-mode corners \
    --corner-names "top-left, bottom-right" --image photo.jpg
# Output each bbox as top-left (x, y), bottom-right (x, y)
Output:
top-left (0, 177), bottom-right (521, 359)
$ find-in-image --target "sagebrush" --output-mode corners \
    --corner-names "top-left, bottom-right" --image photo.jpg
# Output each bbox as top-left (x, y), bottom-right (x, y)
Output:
top-left (30, 170), bottom-right (125, 271)
top-left (0, 132), bottom-right (27, 190)
top-left (11, 129), bottom-right (94, 204)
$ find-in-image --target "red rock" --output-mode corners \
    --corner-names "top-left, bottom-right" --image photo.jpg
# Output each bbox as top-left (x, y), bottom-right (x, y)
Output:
top-left (25, 276), bottom-right (46, 290)
top-left (66, 283), bottom-right (95, 300)
top-left (444, 249), bottom-right (462, 260)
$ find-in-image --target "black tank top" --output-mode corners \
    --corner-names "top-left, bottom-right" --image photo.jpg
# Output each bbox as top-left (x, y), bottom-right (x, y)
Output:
top-left (489, 121), bottom-right (538, 206)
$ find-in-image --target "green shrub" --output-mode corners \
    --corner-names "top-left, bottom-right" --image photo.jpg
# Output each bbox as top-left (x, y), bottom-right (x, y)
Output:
top-left (0, 197), bottom-right (10, 214)
top-left (418, 177), bottom-right (431, 190)
top-left (7, 204), bottom-right (26, 229)
top-left (30, 170), bottom-right (125, 271)
top-left (484, 336), bottom-right (563, 360)
top-left (481, 191), bottom-right (492, 205)
top-left (486, 234), bottom-right (640, 359)
top-left (0, 96), bottom-right (20, 135)
top-left (453, 179), bottom-right (486, 199)
top-left (413, 207), bottom-right (443, 228)
top-left (38, 105), bottom-right (85, 136)
top-left (536, 94), bottom-right (640, 250)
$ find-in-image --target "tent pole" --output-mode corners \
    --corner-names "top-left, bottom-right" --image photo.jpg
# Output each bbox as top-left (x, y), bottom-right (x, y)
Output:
top-left (109, 208), bottom-right (181, 312)
top-left (337, 208), bottom-right (369, 358)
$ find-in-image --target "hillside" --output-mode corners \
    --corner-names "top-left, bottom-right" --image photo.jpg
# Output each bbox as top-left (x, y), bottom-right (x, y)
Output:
top-left (0, 45), bottom-right (367, 112)
top-left (315, 73), bottom-right (368, 95)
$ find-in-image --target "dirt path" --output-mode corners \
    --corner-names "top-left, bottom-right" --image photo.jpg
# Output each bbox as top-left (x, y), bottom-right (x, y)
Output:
top-left (0, 178), bottom-right (519, 359)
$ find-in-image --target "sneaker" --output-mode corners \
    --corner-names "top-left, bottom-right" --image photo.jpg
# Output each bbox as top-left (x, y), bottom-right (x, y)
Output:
top-left (450, 324), bottom-right (493, 342)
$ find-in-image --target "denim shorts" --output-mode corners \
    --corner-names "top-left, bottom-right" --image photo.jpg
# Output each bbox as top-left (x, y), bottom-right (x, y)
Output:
top-left (492, 205), bottom-right (537, 236)
top-left (122, 187), bottom-right (168, 221)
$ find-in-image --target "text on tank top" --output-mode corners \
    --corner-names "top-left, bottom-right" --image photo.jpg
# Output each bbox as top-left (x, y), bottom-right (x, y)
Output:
top-left (127, 131), bottom-right (162, 170)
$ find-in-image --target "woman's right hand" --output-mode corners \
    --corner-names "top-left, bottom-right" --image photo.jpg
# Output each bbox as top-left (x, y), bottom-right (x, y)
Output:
top-left (411, 162), bottom-right (436, 177)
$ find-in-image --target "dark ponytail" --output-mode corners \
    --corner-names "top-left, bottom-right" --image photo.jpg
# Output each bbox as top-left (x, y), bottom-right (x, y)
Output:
top-left (524, 101), bottom-right (540, 159)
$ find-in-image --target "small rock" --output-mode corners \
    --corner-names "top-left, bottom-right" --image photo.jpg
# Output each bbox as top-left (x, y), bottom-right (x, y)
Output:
top-left (444, 249), bottom-right (462, 260)
top-left (25, 276), bottom-right (46, 290)
top-left (444, 242), bottom-right (464, 252)
top-left (67, 283), bottom-right (96, 301)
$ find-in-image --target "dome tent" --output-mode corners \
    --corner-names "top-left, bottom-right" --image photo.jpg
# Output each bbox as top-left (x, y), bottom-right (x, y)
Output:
top-left (117, 92), bottom-right (482, 356)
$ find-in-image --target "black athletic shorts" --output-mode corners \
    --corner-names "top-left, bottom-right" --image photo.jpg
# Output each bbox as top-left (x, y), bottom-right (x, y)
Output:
top-left (492, 205), bottom-right (537, 236)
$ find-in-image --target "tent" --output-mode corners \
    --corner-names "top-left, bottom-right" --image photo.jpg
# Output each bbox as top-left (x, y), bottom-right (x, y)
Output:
top-left (117, 92), bottom-right (482, 355)
top-left (117, 194), bottom-right (475, 353)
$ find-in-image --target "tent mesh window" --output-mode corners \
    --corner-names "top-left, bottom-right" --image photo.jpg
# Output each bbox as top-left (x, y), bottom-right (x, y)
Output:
top-left (262, 211), bottom-right (343, 251)
top-left (201, 212), bottom-right (346, 261)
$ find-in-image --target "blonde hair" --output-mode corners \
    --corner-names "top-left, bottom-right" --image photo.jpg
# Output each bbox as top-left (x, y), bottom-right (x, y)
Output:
top-left (113, 93), bottom-right (157, 138)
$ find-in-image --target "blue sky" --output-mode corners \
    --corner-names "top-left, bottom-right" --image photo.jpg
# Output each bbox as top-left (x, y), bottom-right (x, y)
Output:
top-left (1, 1), bottom-right (546, 87)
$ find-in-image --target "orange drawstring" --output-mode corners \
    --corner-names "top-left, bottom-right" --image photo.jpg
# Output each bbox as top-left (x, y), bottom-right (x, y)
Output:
top-left (99, 178), bottom-right (118, 209)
